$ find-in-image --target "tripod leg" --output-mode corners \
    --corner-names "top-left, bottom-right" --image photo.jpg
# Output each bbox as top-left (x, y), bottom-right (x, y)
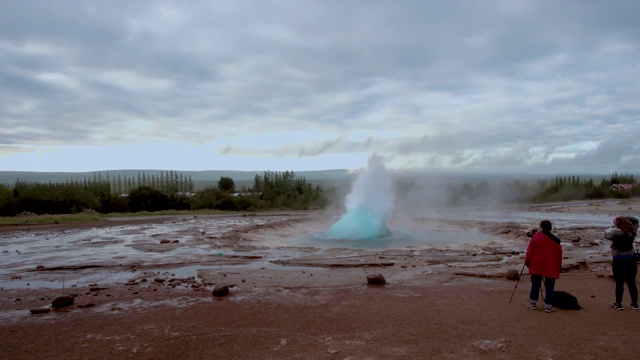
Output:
top-left (509, 263), bottom-right (527, 303)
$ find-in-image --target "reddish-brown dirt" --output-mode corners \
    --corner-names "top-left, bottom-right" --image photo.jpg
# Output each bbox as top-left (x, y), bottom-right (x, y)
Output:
top-left (1, 201), bottom-right (639, 359)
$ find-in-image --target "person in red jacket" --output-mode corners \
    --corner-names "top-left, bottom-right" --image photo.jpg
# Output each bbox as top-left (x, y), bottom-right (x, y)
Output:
top-left (525, 220), bottom-right (563, 313)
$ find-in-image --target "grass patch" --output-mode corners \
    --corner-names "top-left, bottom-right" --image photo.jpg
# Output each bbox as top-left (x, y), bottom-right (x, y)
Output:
top-left (0, 213), bottom-right (106, 226)
top-left (0, 209), bottom-right (234, 226)
top-left (0, 208), bottom-right (299, 226)
top-left (105, 209), bottom-right (231, 218)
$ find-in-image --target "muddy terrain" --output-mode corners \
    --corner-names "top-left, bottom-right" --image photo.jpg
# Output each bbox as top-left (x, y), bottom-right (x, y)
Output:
top-left (1, 199), bottom-right (639, 359)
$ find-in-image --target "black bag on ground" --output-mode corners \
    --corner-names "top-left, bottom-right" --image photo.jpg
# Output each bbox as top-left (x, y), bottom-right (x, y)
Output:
top-left (552, 291), bottom-right (581, 310)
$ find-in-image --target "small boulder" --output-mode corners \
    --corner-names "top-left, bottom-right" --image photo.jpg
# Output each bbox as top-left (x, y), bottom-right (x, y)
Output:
top-left (212, 284), bottom-right (229, 297)
top-left (367, 274), bottom-right (386, 285)
top-left (567, 234), bottom-right (582, 243)
top-left (30, 308), bottom-right (51, 315)
top-left (505, 269), bottom-right (520, 280)
top-left (52, 295), bottom-right (74, 308)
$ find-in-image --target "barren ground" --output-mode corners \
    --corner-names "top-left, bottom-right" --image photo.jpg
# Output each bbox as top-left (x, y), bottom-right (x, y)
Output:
top-left (1, 199), bottom-right (639, 359)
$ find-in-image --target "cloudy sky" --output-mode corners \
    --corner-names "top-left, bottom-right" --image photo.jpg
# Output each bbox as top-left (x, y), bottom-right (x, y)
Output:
top-left (1, 0), bottom-right (639, 174)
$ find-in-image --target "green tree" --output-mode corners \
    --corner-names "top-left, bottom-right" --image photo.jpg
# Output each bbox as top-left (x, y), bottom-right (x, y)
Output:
top-left (217, 176), bottom-right (236, 193)
top-left (128, 186), bottom-right (169, 213)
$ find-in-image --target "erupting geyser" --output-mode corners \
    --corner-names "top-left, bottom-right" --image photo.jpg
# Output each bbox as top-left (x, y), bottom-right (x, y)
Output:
top-left (323, 155), bottom-right (394, 240)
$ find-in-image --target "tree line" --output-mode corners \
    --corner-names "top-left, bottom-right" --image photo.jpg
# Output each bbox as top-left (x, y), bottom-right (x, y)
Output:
top-left (0, 171), bottom-right (636, 216)
top-left (0, 170), bottom-right (325, 216)
top-left (440, 172), bottom-right (638, 206)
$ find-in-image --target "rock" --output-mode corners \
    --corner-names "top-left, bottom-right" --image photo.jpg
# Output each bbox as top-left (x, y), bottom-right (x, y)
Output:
top-left (30, 308), bottom-right (51, 314)
top-left (160, 239), bottom-right (171, 244)
top-left (35, 265), bottom-right (45, 270)
top-left (212, 284), bottom-right (230, 297)
top-left (51, 295), bottom-right (74, 308)
top-left (473, 338), bottom-right (510, 352)
top-left (568, 234), bottom-right (582, 243)
top-left (505, 269), bottom-right (520, 280)
top-left (154, 277), bottom-right (165, 283)
top-left (367, 274), bottom-right (386, 285)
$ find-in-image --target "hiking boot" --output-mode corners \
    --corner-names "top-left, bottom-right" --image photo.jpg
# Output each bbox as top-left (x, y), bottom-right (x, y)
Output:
top-left (527, 303), bottom-right (537, 310)
top-left (611, 302), bottom-right (624, 310)
top-left (631, 303), bottom-right (639, 310)
top-left (545, 307), bottom-right (555, 313)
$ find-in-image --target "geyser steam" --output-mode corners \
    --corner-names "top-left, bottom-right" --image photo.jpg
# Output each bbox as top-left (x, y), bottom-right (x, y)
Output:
top-left (324, 155), bottom-right (394, 240)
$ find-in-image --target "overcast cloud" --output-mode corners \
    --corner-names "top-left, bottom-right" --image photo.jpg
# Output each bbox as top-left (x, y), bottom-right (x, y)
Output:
top-left (1, 0), bottom-right (639, 174)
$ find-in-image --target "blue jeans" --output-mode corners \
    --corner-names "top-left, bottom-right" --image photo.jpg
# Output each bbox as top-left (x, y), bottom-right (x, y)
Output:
top-left (530, 274), bottom-right (556, 306)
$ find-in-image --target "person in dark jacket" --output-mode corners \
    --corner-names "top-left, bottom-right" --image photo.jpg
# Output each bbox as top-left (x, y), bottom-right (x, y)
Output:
top-left (525, 220), bottom-right (563, 313)
top-left (604, 215), bottom-right (638, 310)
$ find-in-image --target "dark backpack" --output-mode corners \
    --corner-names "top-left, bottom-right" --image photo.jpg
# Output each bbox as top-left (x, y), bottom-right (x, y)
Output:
top-left (553, 291), bottom-right (581, 310)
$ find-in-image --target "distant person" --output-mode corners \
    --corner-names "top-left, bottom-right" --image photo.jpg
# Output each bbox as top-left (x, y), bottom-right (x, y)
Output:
top-left (604, 216), bottom-right (638, 310)
top-left (525, 220), bottom-right (563, 313)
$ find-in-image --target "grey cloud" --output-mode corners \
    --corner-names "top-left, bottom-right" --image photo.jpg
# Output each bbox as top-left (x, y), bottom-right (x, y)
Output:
top-left (298, 137), bottom-right (345, 157)
top-left (1, 0), bottom-right (639, 173)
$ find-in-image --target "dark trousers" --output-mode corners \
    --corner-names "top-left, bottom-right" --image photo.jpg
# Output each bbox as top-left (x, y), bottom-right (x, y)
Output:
top-left (612, 257), bottom-right (638, 303)
top-left (530, 274), bottom-right (556, 305)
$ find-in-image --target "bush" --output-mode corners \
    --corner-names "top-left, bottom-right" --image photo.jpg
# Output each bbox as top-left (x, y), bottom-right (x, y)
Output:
top-left (128, 186), bottom-right (170, 212)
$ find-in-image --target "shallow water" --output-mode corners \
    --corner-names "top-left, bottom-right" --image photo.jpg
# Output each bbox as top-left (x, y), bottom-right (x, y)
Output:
top-left (0, 207), bottom-right (618, 291)
top-left (302, 228), bottom-right (495, 250)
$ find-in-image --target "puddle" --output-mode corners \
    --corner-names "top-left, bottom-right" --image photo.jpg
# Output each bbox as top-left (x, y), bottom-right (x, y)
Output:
top-left (300, 228), bottom-right (496, 250)
top-left (0, 208), bottom-right (617, 292)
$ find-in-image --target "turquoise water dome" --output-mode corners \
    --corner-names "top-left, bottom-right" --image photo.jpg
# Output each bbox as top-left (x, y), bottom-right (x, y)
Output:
top-left (324, 155), bottom-right (394, 240)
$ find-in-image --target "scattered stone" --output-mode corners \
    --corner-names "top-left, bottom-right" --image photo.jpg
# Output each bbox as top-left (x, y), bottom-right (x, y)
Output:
top-left (35, 264), bottom-right (45, 270)
top-left (567, 234), bottom-right (582, 243)
top-left (473, 338), bottom-right (510, 352)
top-left (212, 284), bottom-right (230, 297)
top-left (30, 308), bottom-right (51, 315)
top-left (52, 295), bottom-right (74, 308)
top-left (367, 274), bottom-right (386, 285)
top-left (160, 239), bottom-right (171, 244)
top-left (505, 269), bottom-right (520, 280)
top-left (154, 278), bottom-right (165, 283)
